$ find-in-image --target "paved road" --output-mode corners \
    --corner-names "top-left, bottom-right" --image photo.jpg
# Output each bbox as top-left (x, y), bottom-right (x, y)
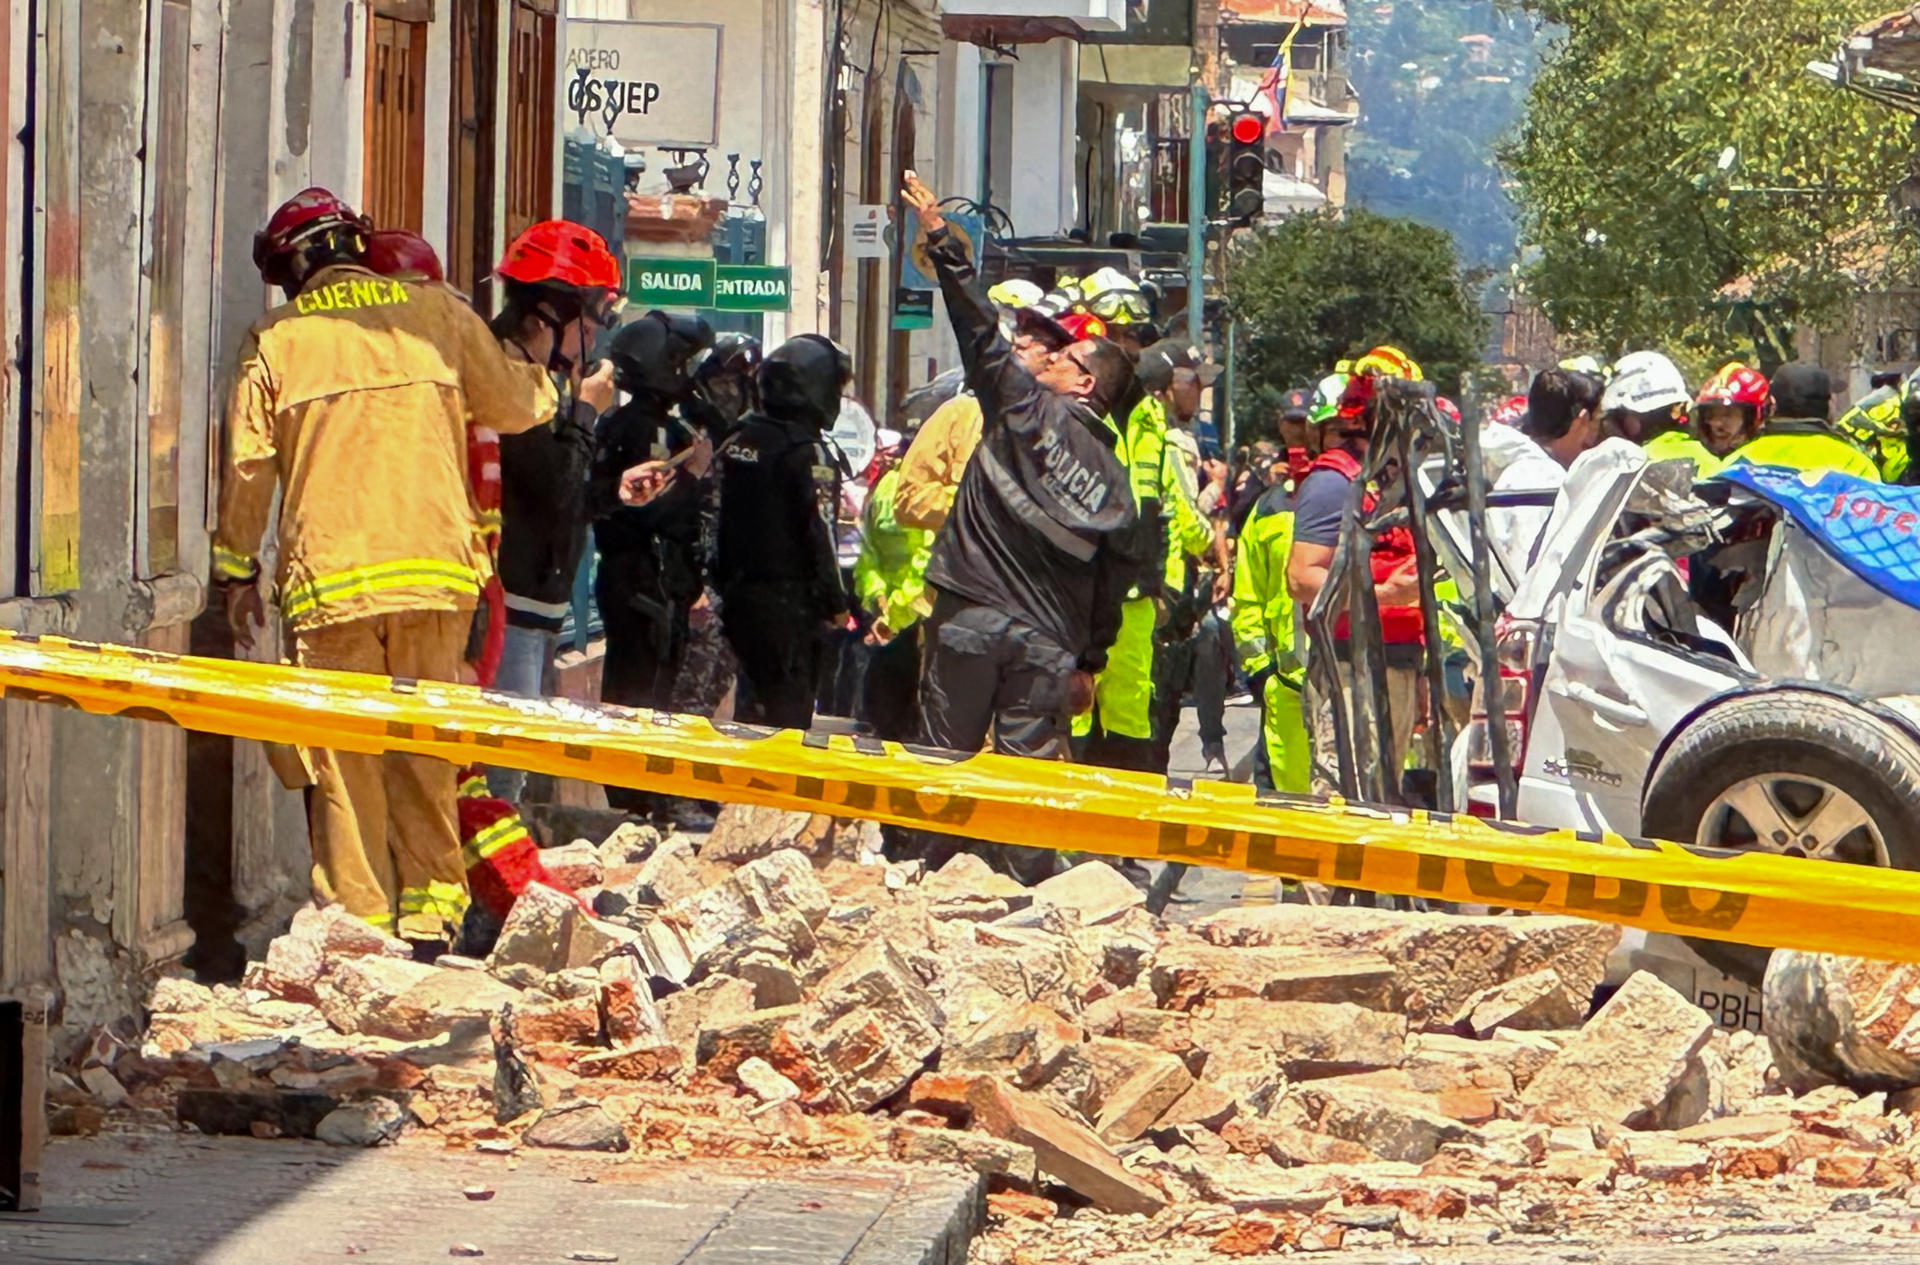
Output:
top-left (1155, 692), bottom-right (1267, 918)
top-left (0, 1136), bottom-right (980, 1265)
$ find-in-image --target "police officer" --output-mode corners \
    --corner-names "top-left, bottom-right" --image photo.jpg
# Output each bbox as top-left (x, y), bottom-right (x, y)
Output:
top-left (715, 335), bottom-right (851, 729)
top-left (590, 311), bottom-right (716, 730)
top-left (669, 334), bottom-right (762, 720)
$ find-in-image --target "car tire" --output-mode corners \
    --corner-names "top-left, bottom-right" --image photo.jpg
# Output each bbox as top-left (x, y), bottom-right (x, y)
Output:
top-left (1640, 689), bottom-right (1920, 987)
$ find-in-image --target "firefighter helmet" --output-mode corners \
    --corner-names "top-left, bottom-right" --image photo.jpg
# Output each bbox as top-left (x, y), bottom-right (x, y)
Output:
top-left (252, 187), bottom-right (370, 289)
top-left (361, 229), bottom-right (444, 283)
top-left (1351, 345), bottom-right (1423, 382)
top-left (1694, 363), bottom-right (1771, 413)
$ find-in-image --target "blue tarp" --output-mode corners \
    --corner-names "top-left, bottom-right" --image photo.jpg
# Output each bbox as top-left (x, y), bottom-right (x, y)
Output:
top-left (1718, 463), bottom-right (1920, 609)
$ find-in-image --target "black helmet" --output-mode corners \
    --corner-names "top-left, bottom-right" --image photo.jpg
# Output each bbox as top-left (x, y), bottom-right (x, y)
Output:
top-left (686, 333), bottom-right (763, 431)
top-left (759, 334), bottom-right (851, 430)
top-left (606, 310), bottom-right (715, 399)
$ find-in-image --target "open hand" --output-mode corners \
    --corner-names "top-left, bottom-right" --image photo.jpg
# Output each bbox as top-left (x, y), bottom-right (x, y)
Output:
top-left (902, 171), bottom-right (945, 235)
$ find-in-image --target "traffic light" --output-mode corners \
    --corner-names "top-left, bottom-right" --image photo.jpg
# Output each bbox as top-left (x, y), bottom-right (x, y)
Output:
top-left (1225, 110), bottom-right (1266, 223)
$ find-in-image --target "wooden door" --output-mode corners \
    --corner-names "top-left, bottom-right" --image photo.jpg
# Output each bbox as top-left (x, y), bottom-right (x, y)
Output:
top-left (446, 0), bottom-right (498, 302)
top-left (364, 16), bottom-right (428, 233)
top-left (504, 1), bottom-right (556, 245)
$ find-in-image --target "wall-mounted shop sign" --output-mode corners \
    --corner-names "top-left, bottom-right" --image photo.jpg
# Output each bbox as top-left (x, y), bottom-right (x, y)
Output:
top-left (628, 257), bottom-right (716, 308)
top-left (713, 265), bottom-right (792, 313)
top-left (564, 20), bottom-right (722, 150)
top-left (626, 259), bottom-right (791, 314)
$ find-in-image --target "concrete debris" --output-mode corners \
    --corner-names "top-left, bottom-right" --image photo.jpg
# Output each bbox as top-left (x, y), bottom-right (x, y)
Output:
top-left (967, 1077), bottom-right (1168, 1215)
top-left (1448, 968), bottom-right (1584, 1037)
top-left (1149, 943), bottom-right (1396, 1011)
top-left (736, 1056), bottom-right (801, 1105)
top-left (947, 1001), bottom-right (1083, 1089)
top-left (701, 805), bottom-right (832, 863)
top-left (538, 841), bottom-right (606, 892)
top-left (110, 815), bottom-right (1920, 1263)
top-left (315, 1096), bottom-right (407, 1147)
top-left (1083, 1036), bottom-right (1192, 1144)
top-left (1029, 861), bottom-right (1145, 926)
top-left (1519, 971), bottom-right (1713, 1129)
top-left (890, 1122), bottom-right (1038, 1185)
top-left (1193, 904), bottom-right (1616, 1027)
top-left (595, 822), bottom-right (660, 868)
top-left (523, 1100), bottom-right (628, 1152)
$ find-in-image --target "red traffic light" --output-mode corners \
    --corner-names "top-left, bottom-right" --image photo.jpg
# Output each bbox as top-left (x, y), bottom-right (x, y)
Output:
top-left (1229, 112), bottom-right (1265, 145)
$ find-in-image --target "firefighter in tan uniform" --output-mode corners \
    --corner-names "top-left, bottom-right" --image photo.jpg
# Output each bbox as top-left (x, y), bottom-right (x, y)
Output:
top-left (212, 189), bottom-right (592, 951)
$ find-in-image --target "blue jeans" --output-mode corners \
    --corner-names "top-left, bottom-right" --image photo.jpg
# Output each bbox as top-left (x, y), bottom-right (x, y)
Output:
top-left (486, 624), bottom-right (559, 801)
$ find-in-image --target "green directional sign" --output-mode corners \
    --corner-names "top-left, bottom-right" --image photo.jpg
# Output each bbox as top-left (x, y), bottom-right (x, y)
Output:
top-left (627, 257), bottom-right (715, 308)
top-left (713, 264), bottom-right (792, 313)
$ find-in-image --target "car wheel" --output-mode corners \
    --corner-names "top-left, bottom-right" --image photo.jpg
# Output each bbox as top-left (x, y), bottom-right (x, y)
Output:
top-left (1640, 689), bottom-right (1920, 987)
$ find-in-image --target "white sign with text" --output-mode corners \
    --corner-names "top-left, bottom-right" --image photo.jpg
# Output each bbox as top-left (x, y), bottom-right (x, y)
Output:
top-left (563, 20), bottom-right (722, 150)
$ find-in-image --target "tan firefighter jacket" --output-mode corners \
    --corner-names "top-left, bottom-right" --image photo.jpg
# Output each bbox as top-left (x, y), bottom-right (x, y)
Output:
top-left (212, 265), bottom-right (559, 631)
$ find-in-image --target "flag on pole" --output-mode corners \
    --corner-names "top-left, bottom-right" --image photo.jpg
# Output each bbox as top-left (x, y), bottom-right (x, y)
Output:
top-left (1253, 6), bottom-right (1312, 136)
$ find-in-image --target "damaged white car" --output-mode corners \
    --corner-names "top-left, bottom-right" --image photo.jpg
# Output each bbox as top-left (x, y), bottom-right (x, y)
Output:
top-left (1441, 441), bottom-right (1920, 994)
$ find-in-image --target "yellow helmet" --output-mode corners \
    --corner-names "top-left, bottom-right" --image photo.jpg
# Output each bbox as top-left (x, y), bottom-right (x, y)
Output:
top-left (1351, 345), bottom-right (1423, 382)
top-left (986, 279), bottom-right (1044, 310)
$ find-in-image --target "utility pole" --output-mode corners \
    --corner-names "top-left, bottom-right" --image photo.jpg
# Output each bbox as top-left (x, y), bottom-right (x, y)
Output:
top-left (1185, 81), bottom-right (1207, 350)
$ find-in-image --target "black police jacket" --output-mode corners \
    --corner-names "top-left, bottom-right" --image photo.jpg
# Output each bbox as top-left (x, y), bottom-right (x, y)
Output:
top-left (713, 412), bottom-right (846, 621)
top-left (921, 226), bottom-right (1143, 672)
top-left (590, 394), bottom-right (707, 610)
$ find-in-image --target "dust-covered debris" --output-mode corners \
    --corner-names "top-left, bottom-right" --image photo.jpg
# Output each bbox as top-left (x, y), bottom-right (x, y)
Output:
top-left (87, 827), bottom-right (1920, 1262)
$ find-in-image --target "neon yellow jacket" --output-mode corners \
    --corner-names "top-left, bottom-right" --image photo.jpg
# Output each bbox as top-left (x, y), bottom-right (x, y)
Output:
top-left (1231, 481), bottom-right (1302, 686)
top-left (1644, 429), bottom-right (1724, 477)
top-left (1230, 480), bottom-right (1310, 791)
top-left (1086, 398), bottom-right (1215, 740)
top-left (1731, 424), bottom-right (1882, 483)
top-left (1835, 388), bottom-right (1909, 482)
top-left (1126, 396), bottom-right (1215, 596)
top-left (852, 466), bottom-right (933, 634)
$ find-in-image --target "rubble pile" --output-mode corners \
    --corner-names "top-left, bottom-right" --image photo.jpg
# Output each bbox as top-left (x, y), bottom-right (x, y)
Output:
top-left (56, 807), bottom-right (1920, 1256)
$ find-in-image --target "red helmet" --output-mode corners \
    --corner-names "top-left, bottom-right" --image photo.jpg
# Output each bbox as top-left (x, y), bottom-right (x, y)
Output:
top-left (1056, 312), bottom-right (1109, 341)
top-left (252, 187), bottom-right (370, 287)
top-left (362, 229), bottom-right (444, 283)
top-left (496, 220), bottom-right (621, 291)
top-left (1694, 363), bottom-right (1770, 413)
top-left (1434, 396), bottom-right (1462, 426)
top-left (1487, 394), bottom-right (1528, 428)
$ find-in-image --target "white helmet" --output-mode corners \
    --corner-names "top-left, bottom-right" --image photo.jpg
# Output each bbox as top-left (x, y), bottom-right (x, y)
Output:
top-left (1601, 351), bottom-right (1690, 415)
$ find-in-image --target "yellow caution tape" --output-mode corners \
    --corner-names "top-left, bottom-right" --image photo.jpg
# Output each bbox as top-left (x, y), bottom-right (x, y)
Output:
top-left (4, 631), bottom-right (1920, 962)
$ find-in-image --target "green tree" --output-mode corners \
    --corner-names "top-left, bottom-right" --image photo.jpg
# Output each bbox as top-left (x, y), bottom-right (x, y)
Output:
top-left (1227, 209), bottom-right (1489, 421)
top-left (1505, 0), bottom-right (1914, 362)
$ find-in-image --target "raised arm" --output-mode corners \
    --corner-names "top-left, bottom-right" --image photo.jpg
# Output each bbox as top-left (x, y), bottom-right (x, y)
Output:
top-left (903, 173), bottom-right (1041, 433)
